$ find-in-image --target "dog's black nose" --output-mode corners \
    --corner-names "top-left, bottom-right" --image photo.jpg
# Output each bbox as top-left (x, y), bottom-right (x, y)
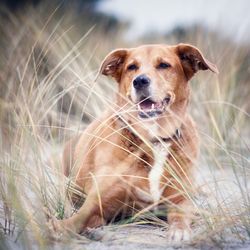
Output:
top-left (133, 75), bottom-right (150, 90)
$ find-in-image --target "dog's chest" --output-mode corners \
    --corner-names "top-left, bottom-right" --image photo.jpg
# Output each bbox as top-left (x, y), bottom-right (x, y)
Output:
top-left (135, 143), bottom-right (170, 204)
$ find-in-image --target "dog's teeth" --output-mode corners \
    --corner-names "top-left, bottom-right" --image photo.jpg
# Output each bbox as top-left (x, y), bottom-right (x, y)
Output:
top-left (138, 104), bottom-right (142, 111)
top-left (151, 103), bottom-right (155, 110)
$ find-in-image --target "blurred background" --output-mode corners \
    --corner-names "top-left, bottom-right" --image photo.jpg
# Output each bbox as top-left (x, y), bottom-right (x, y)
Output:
top-left (1, 0), bottom-right (250, 41)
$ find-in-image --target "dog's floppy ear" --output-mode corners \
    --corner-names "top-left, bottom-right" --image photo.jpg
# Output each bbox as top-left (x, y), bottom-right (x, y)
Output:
top-left (175, 43), bottom-right (218, 80)
top-left (98, 49), bottom-right (128, 82)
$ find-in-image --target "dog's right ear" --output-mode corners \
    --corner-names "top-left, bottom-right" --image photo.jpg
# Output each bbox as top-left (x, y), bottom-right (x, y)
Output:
top-left (98, 49), bottom-right (128, 82)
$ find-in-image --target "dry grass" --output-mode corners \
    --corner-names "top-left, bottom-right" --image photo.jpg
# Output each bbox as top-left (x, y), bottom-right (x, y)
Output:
top-left (0, 4), bottom-right (249, 249)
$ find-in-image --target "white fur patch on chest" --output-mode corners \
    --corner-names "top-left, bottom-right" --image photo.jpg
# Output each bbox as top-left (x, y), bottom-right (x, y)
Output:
top-left (143, 122), bottom-right (158, 138)
top-left (149, 143), bottom-right (170, 203)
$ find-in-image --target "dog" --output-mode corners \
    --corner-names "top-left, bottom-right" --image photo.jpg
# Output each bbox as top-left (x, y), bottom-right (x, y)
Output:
top-left (54, 43), bottom-right (218, 241)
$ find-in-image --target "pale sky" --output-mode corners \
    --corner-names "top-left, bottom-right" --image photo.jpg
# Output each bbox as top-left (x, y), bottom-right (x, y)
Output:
top-left (97, 0), bottom-right (250, 42)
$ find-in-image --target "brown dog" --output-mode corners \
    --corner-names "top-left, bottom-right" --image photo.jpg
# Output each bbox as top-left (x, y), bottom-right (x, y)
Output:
top-left (57, 44), bottom-right (218, 241)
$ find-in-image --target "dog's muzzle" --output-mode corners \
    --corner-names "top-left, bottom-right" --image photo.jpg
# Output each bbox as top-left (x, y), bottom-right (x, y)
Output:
top-left (137, 96), bottom-right (171, 119)
top-left (131, 74), bottom-right (173, 119)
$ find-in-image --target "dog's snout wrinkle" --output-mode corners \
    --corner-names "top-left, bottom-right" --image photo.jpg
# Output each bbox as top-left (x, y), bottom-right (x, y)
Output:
top-left (163, 91), bottom-right (175, 106)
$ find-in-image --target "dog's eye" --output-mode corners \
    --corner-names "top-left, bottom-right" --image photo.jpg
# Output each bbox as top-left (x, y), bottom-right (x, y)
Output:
top-left (127, 64), bottom-right (138, 71)
top-left (157, 62), bottom-right (171, 69)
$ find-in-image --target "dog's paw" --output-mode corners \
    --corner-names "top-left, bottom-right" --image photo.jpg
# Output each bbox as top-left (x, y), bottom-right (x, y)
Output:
top-left (167, 225), bottom-right (192, 243)
top-left (44, 208), bottom-right (73, 240)
top-left (44, 208), bottom-right (59, 236)
top-left (46, 217), bottom-right (66, 240)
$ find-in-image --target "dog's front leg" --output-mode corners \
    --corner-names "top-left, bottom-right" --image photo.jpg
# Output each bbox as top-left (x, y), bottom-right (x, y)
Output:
top-left (166, 198), bottom-right (194, 242)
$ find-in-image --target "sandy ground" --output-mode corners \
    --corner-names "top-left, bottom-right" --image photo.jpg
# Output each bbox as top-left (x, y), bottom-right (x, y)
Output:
top-left (2, 223), bottom-right (250, 250)
top-left (83, 226), bottom-right (250, 250)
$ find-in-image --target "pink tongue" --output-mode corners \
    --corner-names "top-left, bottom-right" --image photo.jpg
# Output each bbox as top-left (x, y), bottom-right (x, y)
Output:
top-left (155, 102), bottom-right (162, 109)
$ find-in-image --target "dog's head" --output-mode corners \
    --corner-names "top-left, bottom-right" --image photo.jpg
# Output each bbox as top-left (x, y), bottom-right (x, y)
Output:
top-left (99, 44), bottom-right (218, 120)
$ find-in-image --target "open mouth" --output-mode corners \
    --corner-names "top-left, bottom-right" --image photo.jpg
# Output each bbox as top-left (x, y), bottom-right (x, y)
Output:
top-left (137, 97), bottom-right (170, 119)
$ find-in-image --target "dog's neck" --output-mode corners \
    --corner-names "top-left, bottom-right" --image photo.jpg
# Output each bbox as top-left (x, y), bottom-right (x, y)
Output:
top-left (116, 114), bottom-right (182, 144)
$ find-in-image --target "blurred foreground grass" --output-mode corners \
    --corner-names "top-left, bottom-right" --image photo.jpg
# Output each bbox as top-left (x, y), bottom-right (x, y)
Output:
top-left (0, 3), bottom-right (249, 249)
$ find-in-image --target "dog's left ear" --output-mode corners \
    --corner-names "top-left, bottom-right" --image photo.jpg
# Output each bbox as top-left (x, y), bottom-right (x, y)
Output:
top-left (175, 43), bottom-right (219, 80)
top-left (98, 49), bottom-right (128, 82)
